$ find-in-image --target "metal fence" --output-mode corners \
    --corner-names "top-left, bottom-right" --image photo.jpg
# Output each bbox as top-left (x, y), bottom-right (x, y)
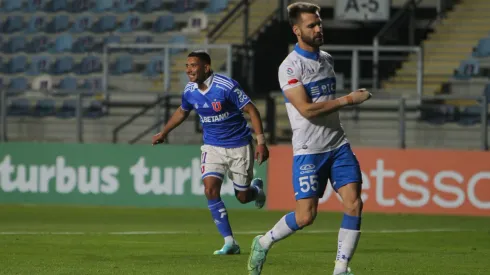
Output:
top-left (1, 89), bottom-right (488, 150)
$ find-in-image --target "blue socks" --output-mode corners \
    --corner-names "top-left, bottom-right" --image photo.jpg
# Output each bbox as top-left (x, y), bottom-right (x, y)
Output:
top-left (341, 213), bottom-right (361, 230)
top-left (208, 198), bottom-right (233, 239)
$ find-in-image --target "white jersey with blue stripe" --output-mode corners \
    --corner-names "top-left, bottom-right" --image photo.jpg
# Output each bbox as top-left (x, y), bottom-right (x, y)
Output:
top-left (181, 73), bottom-right (252, 148)
top-left (278, 44), bottom-right (348, 156)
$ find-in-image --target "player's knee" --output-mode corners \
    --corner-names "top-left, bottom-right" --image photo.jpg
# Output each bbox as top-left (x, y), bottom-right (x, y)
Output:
top-left (204, 186), bottom-right (220, 200)
top-left (296, 210), bottom-right (317, 228)
top-left (343, 196), bottom-right (363, 216)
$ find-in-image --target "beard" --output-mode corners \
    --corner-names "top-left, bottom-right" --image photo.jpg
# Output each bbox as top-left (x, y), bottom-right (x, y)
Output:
top-left (301, 34), bottom-right (324, 48)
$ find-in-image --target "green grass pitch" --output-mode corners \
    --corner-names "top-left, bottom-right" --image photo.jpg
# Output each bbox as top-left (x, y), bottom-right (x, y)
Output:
top-left (0, 205), bottom-right (489, 275)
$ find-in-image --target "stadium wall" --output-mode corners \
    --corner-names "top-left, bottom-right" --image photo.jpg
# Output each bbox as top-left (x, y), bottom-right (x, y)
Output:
top-left (1, 143), bottom-right (489, 216)
top-left (268, 146), bottom-right (490, 217)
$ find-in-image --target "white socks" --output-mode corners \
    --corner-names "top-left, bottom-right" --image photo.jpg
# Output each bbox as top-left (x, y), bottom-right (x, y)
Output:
top-left (333, 228), bottom-right (361, 275)
top-left (259, 214), bottom-right (296, 249)
top-left (224, 236), bottom-right (235, 246)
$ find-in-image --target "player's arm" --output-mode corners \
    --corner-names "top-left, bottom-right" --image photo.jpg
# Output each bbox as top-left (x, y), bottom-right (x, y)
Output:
top-left (152, 107), bottom-right (190, 145)
top-left (153, 90), bottom-right (195, 145)
top-left (242, 102), bottom-right (269, 164)
top-left (242, 102), bottom-right (265, 143)
top-left (283, 86), bottom-right (371, 119)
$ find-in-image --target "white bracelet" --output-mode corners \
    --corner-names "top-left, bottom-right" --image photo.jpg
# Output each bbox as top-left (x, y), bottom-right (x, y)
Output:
top-left (256, 134), bottom-right (266, 145)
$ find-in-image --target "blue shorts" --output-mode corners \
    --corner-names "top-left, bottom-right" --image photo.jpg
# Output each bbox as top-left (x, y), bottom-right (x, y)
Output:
top-left (292, 143), bottom-right (362, 200)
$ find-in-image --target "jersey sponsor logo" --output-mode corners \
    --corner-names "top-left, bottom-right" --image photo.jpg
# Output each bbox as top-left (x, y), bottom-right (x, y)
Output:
top-left (299, 164), bottom-right (315, 174)
top-left (199, 112), bottom-right (229, 123)
top-left (211, 101), bottom-right (222, 112)
top-left (286, 67), bottom-right (294, 75)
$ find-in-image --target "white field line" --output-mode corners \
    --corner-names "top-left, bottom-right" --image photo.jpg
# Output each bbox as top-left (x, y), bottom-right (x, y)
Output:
top-left (0, 228), bottom-right (478, 235)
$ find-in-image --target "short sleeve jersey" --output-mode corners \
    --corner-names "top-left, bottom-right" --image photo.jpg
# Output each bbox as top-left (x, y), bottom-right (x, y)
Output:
top-left (181, 73), bottom-right (252, 148)
top-left (278, 44), bottom-right (348, 155)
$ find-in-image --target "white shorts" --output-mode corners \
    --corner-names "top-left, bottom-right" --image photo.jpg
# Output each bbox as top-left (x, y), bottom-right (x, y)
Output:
top-left (200, 143), bottom-right (254, 191)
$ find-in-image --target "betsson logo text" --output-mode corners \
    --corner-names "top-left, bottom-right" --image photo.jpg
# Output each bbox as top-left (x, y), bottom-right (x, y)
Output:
top-left (319, 159), bottom-right (490, 210)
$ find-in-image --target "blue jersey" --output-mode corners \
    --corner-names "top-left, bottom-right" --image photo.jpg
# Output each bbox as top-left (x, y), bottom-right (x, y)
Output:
top-left (181, 73), bottom-right (252, 148)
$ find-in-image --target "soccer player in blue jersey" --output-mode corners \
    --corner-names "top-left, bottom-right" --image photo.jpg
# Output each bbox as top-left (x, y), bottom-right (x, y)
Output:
top-left (152, 50), bottom-right (269, 255)
top-left (247, 2), bottom-right (371, 275)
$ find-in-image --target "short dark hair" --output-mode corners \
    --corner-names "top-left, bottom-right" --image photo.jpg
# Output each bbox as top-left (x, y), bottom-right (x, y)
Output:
top-left (287, 2), bottom-right (321, 27)
top-left (188, 50), bottom-right (211, 65)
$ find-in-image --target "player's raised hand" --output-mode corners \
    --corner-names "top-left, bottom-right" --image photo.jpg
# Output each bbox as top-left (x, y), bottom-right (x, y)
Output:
top-left (348, 88), bottom-right (372, 105)
top-left (152, 132), bottom-right (166, 146)
top-left (255, 144), bottom-right (269, 165)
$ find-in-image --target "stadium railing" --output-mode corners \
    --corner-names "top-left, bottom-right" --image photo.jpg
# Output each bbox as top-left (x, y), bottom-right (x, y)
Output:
top-left (1, 89), bottom-right (487, 150)
top-left (290, 45), bottom-right (424, 97)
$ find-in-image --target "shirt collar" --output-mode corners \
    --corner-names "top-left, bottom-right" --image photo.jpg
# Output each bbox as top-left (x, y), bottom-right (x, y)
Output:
top-left (203, 73), bottom-right (214, 87)
top-left (294, 43), bottom-right (320, 61)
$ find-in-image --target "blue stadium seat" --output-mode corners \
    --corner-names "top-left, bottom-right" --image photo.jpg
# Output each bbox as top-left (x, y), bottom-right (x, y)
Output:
top-left (454, 58), bottom-right (479, 80)
top-left (25, 0), bottom-right (46, 12)
top-left (172, 0), bottom-right (195, 13)
top-left (8, 98), bottom-right (31, 116)
top-left (2, 0), bottom-right (22, 12)
top-left (56, 99), bottom-right (76, 118)
top-left (72, 36), bottom-right (94, 53)
top-left (131, 35), bottom-right (153, 54)
top-left (117, 15), bottom-right (141, 33)
top-left (52, 56), bottom-right (74, 74)
top-left (5, 36), bottom-right (26, 53)
top-left (77, 56), bottom-right (102, 75)
top-left (81, 78), bottom-right (102, 89)
top-left (169, 35), bottom-right (188, 54)
top-left (46, 0), bottom-right (68, 12)
top-left (8, 77), bottom-right (29, 95)
top-left (50, 33), bottom-right (73, 53)
top-left (153, 15), bottom-right (175, 33)
top-left (92, 16), bottom-right (117, 33)
top-left (92, 0), bottom-right (113, 12)
top-left (138, 0), bottom-right (162, 13)
top-left (458, 105), bottom-right (482, 126)
top-left (111, 55), bottom-right (133, 75)
top-left (205, 0), bottom-right (228, 13)
top-left (85, 100), bottom-right (105, 118)
top-left (28, 36), bottom-right (50, 53)
top-left (56, 76), bottom-right (77, 96)
top-left (7, 56), bottom-right (27, 74)
top-left (71, 16), bottom-right (93, 33)
top-left (2, 16), bottom-right (24, 33)
top-left (115, 0), bottom-right (137, 12)
top-left (33, 99), bottom-right (56, 117)
top-left (473, 37), bottom-right (490, 58)
top-left (27, 55), bottom-right (51, 76)
top-left (80, 78), bottom-right (101, 96)
top-left (69, 0), bottom-right (90, 12)
top-left (25, 16), bottom-right (46, 34)
top-left (143, 56), bottom-right (164, 77)
top-left (47, 15), bottom-right (69, 33)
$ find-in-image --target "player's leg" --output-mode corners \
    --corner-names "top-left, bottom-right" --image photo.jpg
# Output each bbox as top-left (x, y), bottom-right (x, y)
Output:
top-left (330, 144), bottom-right (363, 275)
top-left (201, 146), bottom-right (240, 255)
top-left (227, 143), bottom-right (265, 208)
top-left (248, 154), bottom-right (328, 275)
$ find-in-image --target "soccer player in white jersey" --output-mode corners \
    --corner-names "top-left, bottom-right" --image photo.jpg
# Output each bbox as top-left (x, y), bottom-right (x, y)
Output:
top-left (247, 2), bottom-right (371, 275)
top-left (152, 50), bottom-right (269, 255)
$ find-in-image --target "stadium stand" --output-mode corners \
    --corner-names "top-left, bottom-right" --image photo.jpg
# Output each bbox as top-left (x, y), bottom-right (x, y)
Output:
top-left (1, 0), bottom-right (488, 149)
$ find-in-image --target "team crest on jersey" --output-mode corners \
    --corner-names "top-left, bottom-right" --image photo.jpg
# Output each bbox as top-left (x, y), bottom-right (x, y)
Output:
top-left (212, 101), bottom-right (222, 112)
